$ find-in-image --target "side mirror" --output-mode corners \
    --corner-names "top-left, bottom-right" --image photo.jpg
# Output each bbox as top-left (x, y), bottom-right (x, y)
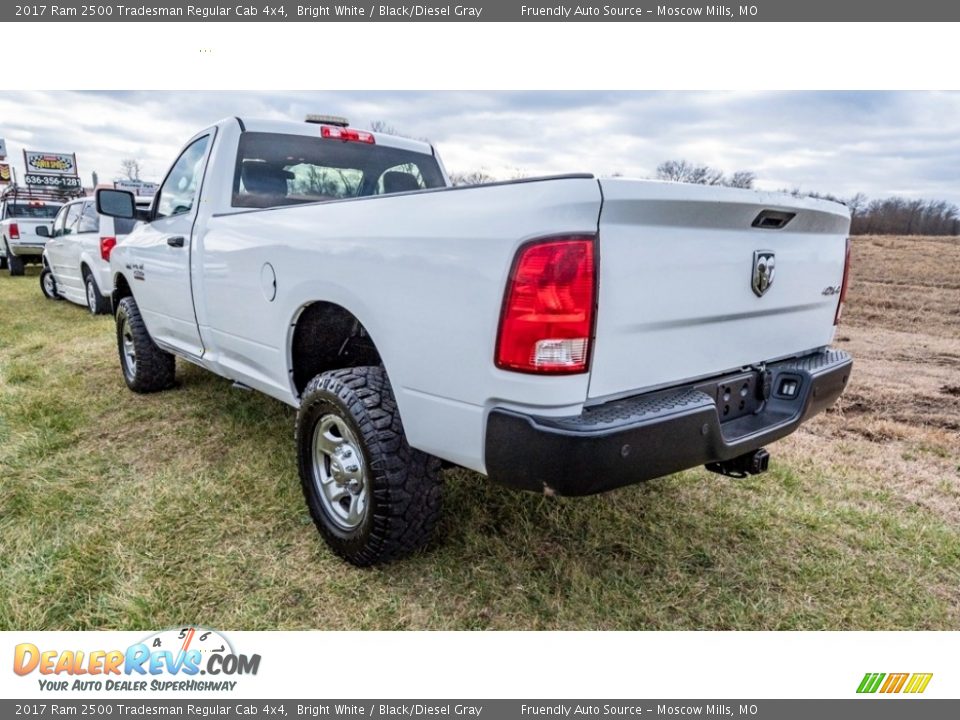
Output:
top-left (96, 189), bottom-right (136, 219)
top-left (36, 225), bottom-right (50, 237)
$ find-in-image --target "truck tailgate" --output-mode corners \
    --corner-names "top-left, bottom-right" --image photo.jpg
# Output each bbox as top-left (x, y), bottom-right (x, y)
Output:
top-left (588, 179), bottom-right (851, 401)
top-left (7, 218), bottom-right (52, 245)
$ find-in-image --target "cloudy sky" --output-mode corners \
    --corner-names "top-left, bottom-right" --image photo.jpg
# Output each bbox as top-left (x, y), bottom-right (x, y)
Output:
top-left (1, 90), bottom-right (958, 202)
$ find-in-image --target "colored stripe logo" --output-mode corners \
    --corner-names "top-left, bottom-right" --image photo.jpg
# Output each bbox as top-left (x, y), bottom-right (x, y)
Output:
top-left (857, 672), bottom-right (933, 694)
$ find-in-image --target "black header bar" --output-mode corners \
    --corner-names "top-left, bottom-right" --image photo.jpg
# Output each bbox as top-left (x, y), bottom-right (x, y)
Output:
top-left (5, 1), bottom-right (960, 22)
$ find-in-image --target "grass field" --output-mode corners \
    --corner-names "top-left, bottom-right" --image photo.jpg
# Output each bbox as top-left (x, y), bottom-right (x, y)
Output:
top-left (1, 236), bottom-right (958, 630)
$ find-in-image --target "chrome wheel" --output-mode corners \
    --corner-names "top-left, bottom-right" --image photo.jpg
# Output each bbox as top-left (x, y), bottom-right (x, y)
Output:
top-left (120, 315), bottom-right (137, 380)
top-left (43, 272), bottom-right (55, 298)
top-left (87, 279), bottom-right (97, 313)
top-left (311, 414), bottom-right (368, 530)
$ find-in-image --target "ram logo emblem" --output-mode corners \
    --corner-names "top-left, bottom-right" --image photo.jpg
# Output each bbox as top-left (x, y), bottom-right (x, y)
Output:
top-left (752, 250), bottom-right (776, 297)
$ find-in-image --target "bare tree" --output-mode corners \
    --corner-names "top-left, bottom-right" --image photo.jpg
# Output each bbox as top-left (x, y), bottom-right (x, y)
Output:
top-left (448, 170), bottom-right (497, 186)
top-left (656, 159), bottom-right (752, 188)
top-left (727, 170), bottom-right (756, 189)
top-left (368, 120), bottom-right (431, 143)
top-left (369, 119), bottom-right (399, 135)
top-left (119, 159), bottom-right (142, 181)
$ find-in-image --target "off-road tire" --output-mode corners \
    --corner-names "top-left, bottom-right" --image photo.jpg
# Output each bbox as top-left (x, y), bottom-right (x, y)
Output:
top-left (84, 271), bottom-right (111, 315)
top-left (296, 366), bottom-right (443, 566)
top-left (115, 296), bottom-right (176, 393)
top-left (39, 268), bottom-right (60, 300)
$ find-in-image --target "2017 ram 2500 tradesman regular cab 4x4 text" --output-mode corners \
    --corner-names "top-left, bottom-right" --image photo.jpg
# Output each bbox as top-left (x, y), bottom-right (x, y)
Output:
top-left (96, 115), bottom-right (853, 566)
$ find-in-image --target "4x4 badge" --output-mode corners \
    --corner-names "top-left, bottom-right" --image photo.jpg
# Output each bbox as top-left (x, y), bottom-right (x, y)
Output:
top-left (752, 250), bottom-right (776, 297)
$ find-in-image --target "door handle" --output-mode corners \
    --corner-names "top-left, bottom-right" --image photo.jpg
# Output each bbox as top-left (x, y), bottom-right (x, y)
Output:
top-left (166, 236), bottom-right (185, 248)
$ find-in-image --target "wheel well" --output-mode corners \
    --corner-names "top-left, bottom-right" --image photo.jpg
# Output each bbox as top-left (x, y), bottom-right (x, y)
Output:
top-left (113, 274), bottom-right (133, 308)
top-left (290, 302), bottom-right (382, 397)
top-left (81, 263), bottom-right (92, 279)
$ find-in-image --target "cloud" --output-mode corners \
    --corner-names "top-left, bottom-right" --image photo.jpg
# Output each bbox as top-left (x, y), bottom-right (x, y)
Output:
top-left (1, 91), bottom-right (958, 203)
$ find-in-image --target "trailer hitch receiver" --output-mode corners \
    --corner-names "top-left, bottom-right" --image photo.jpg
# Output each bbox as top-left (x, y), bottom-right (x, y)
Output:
top-left (705, 448), bottom-right (770, 478)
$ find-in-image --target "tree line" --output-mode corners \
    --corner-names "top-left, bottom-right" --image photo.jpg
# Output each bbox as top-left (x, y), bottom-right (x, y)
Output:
top-left (784, 191), bottom-right (959, 236)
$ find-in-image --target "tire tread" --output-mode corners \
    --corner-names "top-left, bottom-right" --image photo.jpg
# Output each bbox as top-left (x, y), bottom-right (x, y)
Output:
top-left (296, 366), bottom-right (442, 566)
top-left (116, 296), bottom-right (176, 393)
top-left (85, 272), bottom-right (111, 315)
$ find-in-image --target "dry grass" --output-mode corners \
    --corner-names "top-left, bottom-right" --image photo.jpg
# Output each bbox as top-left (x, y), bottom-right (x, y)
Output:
top-left (1, 236), bottom-right (958, 630)
top-left (821, 236), bottom-right (960, 518)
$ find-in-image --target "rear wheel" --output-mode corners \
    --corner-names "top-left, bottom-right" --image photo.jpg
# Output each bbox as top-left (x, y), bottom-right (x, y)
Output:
top-left (296, 366), bottom-right (443, 566)
top-left (84, 272), bottom-right (110, 315)
top-left (40, 268), bottom-right (60, 300)
top-left (115, 296), bottom-right (176, 393)
top-left (7, 251), bottom-right (24, 277)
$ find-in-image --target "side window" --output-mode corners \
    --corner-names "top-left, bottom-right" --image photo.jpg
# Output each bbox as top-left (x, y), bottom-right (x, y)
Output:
top-left (156, 135), bottom-right (210, 219)
top-left (77, 202), bottom-right (99, 234)
top-left (62, 204), bottom-right (83, 236)
top-left (376, 163), bottom-right (427, 195)
top-left (52, 206), bottom-right (69, 237)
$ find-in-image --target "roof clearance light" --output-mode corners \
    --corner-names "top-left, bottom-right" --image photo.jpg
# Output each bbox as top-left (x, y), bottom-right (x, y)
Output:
top-left (306, 114), bottom-right (349, 127)
top-left (320, 125), bottom-right (375, 144)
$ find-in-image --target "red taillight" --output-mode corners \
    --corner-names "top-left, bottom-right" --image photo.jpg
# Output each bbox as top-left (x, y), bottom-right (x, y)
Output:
top-left (100, 236), bottom-right (117, 262)
top-left (321, 125), bottom-right (375, 144)
top-left (495, 237), bottom-right (596, 374)
top-left (834, 237), bottom-right (852, 325)
top-left (9, 223), bottom-right (19, 240)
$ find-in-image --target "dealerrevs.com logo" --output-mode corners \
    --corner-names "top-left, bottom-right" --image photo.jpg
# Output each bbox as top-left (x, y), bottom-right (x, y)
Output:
top-left (13, 627), bottom-right (261, 692)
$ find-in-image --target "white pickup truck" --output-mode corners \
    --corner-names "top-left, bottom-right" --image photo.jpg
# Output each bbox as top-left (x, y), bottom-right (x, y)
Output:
top-left (0, 190), bottom-right (63, 276)
top-left (96, 115), bottom-right (853, 565)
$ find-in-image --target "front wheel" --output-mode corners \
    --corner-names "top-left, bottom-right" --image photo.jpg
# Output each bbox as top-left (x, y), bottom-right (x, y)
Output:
top-left (296, 366), bottom-right (443, 566)
top-left (85, 273), bottom-right (110, 315)
top-left (39, 268), bottom-right (60, 300)
top-left (115, 296), bottom-right (176, 393)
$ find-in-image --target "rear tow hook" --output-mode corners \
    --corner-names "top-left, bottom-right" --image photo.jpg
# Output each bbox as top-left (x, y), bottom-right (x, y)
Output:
top-left (705, 448), bottom-right (771, 478)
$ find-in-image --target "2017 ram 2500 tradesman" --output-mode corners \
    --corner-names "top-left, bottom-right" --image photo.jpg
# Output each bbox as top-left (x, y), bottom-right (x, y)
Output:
top-left (96, 116), bottom-right (853, 566)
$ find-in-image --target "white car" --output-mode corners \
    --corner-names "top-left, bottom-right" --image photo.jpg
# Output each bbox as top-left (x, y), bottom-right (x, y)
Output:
top-left (40, 195), bottom-right (151, 313)
top-left (0, 190), bottom-right (62, 276)
top-left (97, 115), bottom-right (854, 565)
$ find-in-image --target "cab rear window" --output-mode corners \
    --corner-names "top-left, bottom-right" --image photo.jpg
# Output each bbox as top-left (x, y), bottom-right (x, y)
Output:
top-left (232, 131), bottom-right (445, 209)
top-left (5, 203), bottom-right (61, 219)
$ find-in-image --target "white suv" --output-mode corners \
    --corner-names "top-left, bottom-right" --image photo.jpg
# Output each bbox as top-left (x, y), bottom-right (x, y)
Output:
top-left (40, 195), bottom-right (151, 313)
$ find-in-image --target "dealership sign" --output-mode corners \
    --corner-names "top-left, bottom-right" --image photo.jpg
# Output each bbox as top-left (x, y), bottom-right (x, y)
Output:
top-left (24, 150), bottom-right (78, 176)
top-left (115, 179), bottom-right (159, 196)
top-left (0, 163), bottom-right (10, 184)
